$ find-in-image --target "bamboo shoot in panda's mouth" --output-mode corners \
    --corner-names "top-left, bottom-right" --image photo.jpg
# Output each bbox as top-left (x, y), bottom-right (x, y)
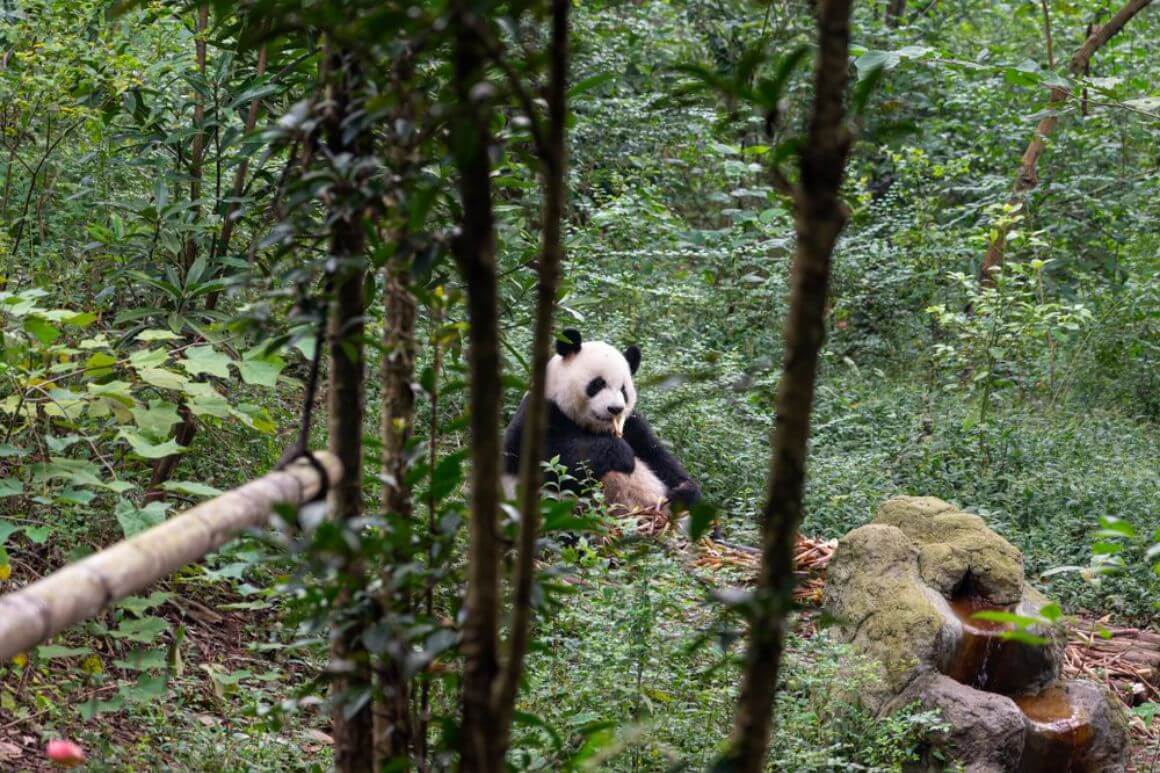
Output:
top-left (612, 414), bottom-right (625, 438)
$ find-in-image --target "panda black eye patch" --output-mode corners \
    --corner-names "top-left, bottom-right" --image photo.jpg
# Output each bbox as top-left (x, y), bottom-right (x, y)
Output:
top-left (585, 377), bottom-right (606, 397)
top-left (621, 385), bottom-right (628, 399)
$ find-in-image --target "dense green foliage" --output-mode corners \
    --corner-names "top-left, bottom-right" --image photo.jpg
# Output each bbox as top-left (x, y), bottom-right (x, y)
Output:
top-left (0, 0), bottom-right (1156, 768)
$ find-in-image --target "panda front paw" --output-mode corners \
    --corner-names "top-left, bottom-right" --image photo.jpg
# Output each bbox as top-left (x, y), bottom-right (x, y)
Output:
top-left (668, 479), bottom-right (701, 509)
top-left (590, 436), bottom-right (636, 475)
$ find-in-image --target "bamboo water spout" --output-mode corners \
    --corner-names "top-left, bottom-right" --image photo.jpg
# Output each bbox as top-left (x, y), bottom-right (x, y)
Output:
top-left (0, 453), bottom-right (342, 663)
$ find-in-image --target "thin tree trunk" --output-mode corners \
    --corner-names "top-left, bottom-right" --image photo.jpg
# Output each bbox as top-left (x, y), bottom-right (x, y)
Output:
top-left (980, 0), bottom-right (1152, 281)
top-left (1040, 0), bottom-right (1055, 69)
top-left (450, 4), bottom-right (503, 768)
top-left (205, 42), bottom-right (268, 311)
top-left (885, 0), bottom-right (906, 27)
top-left (418, 302), bottom-right (444, 772)
top-left (323, 46), bottom-right (374, 773)
top-left (492, 0), bottom-right (570, 758)
top-left (185, 4), bottom-right (209, 272)
top-left (725, 1), bottom-right (854, 769)
top-left (144, 405), bottom-right (197, 504)
top-left (372, 242), bottom-right (417, 762)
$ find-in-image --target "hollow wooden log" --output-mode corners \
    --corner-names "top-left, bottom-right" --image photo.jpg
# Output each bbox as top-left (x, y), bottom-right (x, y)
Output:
top-left (0, 453), bottom-right (342, 663)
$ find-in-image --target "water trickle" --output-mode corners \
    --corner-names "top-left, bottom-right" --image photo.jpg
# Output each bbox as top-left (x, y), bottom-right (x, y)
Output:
top-left (942, 593), bottom-right (1034, 694)
top-left (1014, 688), bottom-right (1094, 773)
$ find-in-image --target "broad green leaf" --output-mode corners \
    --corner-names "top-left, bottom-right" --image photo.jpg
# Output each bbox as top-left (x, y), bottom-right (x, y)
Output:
top-left (129, 347), bottom-right (168, 369)
top-left (0, 521), bottom-right (21, 545)
top-left (118, 430), bottom-right (187, 459)
top-left (84, 351), bottom-right (117, 377)
top-left (0, 478), bottom-right (23, 497)
top-left (236, 350), bottom-right (286, 387)
top-left (130, 400), bottom-right (182, 437)
top-left (24, 525), bottom-right (52, 544)
top-left (113, 648), bottom-right (168, 671)
top-left (37, 644), bottom-right (91, 660)
top-left (109, 615), bottom-right (169, 643)
top-left (181, 346), bottom-right (231, 378)
top-left (138, 367), bottom-right (189, 391)
top-left (136, 329), bottom-right (181, 342)
top-left (87, 380), bottom-right (136, 406)
top-left (160, 480), bottom-right (223, 498)
top-left (123, 673), bottom-right (168, 702)
top-left (23, 317), bottom-right (61, 346)
top-left (117, 591), bottom-right (173, 616)
top-left (115, 499), bottom-right (169, 538)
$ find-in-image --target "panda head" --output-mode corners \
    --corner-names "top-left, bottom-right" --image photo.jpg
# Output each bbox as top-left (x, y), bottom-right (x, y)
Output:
top-left (547, 329), bottom-right (641, 434)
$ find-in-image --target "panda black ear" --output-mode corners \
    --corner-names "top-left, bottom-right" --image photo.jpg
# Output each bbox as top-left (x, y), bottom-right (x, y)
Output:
top-left (557, 329), bottom-right (582, 357)
top-left (624, 345), bottom-right (641, 374)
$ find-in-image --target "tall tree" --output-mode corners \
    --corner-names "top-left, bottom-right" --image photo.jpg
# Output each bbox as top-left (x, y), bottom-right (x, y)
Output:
top-left (494, 0), bottom-right (570, 758)
top-left (448, 2), bottom-right (504, 767)
top-left (980, 0), bottom-right (1153, 281)
top-left (726, 0), bottom-right (855, 769)
top-left (322, 45), bottom-right (374, 772)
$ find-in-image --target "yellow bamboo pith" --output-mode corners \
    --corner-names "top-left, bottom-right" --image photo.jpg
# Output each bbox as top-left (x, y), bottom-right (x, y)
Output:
top-left (0, 453), bottom-right (343, 663)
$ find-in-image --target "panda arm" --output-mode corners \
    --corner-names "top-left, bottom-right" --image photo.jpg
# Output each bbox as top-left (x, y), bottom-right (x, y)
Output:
top-left (533, 403), bottom-right (635, 482)
top-left (502, 394), bottom-right (529, 477)
top-left (622, 413), bottom-right (700, 506)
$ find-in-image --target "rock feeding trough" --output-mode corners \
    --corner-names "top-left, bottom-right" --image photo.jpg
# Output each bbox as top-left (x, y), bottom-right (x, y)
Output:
top-left (824, 496), bottom-right (1128, 772)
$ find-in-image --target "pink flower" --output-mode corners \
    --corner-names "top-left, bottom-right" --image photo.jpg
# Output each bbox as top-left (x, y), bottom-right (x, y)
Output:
top-left (46, 739), bottom-right (86, 767)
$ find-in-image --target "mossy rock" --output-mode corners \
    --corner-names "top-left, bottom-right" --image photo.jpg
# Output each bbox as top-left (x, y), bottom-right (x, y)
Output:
top-left (824, 524), bottom-right (949, 692)
top-left (873, 496), bottom-right (1024, 604)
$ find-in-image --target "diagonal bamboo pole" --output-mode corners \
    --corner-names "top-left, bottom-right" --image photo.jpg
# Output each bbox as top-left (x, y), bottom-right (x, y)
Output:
top-left (0, 453), bottom-right (342, 663)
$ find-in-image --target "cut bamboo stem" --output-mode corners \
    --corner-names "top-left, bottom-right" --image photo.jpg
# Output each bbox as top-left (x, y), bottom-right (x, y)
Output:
top-left (0, 453), bottom-right (342, 663)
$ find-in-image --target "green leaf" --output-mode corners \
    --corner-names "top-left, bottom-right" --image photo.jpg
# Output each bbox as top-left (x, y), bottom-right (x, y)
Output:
top-left (37, 644), bottom-right (92, 660)
top-left (24, 525), bottom-right (52, 544)
top-left (113, 648), bottom-right (169, 671)
top-left (0, 521), bottom-right (19, 546)
top-left (123, 673), bottom-right (168, 702)
top-left (160, 480), bottom-right (223, 498)
top-left (970, 610), bottom-right (1041, 627)
top-left (236, 349), bottom-right (286, 387)
top-left (0, 478), bottom-right (23, 498)
top-left (686, 502), bottom-right (718, 541)
top-left (118, 430), bottom-right (187, 459)
top-left (116, 591), bottom-right (173, 616)
top-left (568, 72), bottom-right (615, 99)
top-left (130, 401), bottom-right (182, 438)
top-left (135, 329), bottom-right (181, 342)
top-left (181, 346), bottom-right (231, 378)
top-left (115, 499), bottom-right (169, 538)
top-left (84, 351), bottom-right (118, 377)
top-left (138, 367), bottom-right (190, 391)
top-left (23, 317), bottom-right (61, 346)
top-left (109, 615), bottom-right (169, 643)
top-left (129, 347), bottom-right (168, 369)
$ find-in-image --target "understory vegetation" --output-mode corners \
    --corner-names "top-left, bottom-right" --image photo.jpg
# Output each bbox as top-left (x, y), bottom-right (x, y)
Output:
top-left (0, 0), bottom-right (1156, 770)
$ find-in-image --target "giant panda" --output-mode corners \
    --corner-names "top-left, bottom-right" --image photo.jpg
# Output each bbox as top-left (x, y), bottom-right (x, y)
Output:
top-left (502, 329), bottom-right (700, 514)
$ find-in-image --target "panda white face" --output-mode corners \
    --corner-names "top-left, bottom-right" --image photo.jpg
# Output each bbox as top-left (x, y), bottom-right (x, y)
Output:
top-left (547, 331), bottom-right (640, 434)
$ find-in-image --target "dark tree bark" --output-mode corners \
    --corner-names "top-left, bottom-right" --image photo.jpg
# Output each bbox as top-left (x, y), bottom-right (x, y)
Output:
top-left (143, 405), bottom-right (197, 504)
top-left (494, 0), bottom-right (570, 757)
top-left (449, 4), bottom-right (504, 769)
top-left (323, 47), bottom-right (374, 773)
top-left (372, 242), bottom-right (418, 765)
top-left (885, 0), bottom-right (906, 27)
top-left (980, 0), bottom-right (1153, 282)
top-left (725, 1), bottom-right (854, 770)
